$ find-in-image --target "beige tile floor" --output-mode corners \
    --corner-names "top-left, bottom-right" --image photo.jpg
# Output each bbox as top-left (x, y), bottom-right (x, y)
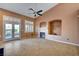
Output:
top-left (0, 38), bottom-right (79, 56)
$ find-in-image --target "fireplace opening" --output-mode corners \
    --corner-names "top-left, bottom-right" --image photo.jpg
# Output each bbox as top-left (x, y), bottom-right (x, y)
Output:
top-left (40, 32), bottom-right (45, 38)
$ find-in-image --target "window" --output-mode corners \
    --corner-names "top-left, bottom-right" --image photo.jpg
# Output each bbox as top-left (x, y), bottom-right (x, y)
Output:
top-left (25, 20), bottom-right (34, 32)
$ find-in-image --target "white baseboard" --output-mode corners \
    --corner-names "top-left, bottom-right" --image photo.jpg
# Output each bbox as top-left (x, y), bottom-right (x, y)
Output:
top-left (46, 39), bottom-right (79, 47)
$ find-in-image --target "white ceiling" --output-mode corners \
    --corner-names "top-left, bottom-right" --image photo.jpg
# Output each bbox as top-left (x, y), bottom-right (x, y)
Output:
top-left (0, 3), bottom-right (57, 18)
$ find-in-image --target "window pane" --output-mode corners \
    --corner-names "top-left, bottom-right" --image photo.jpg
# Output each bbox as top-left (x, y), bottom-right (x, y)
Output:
top-left (25, 24), bottom-right (28, 32)
top-left (5, 24), bottom-right (12, 39)
top-left (25, 20), bottom-right (33, 32)
top-left (14, 24), bottom-right (20, 37)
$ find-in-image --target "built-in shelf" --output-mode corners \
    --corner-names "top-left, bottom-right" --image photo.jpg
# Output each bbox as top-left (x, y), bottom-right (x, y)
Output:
top-left (76, 10), bottom-right (79, 18)
top-left (48, 20), bottom-right (62, 35)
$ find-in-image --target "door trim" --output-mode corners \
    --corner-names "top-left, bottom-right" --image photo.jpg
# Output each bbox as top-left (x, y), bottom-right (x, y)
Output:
top-left (3, 16), bottom-right (21, 41)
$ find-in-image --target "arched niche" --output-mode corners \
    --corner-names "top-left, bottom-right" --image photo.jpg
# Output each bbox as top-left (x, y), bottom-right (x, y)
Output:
top-left (40, 22), bottom-right (46, 28)
top-left (48, 20), bottom-right (62, 35)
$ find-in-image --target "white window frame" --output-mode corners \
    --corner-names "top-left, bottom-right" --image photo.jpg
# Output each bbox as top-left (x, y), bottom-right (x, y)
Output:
top-left (25, 20), bottom-right (34, 32)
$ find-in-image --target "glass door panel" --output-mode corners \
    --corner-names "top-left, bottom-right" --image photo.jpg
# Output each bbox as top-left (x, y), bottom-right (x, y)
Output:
top-left (14, 24), bottom-right (20, 38)
top-left (3, 15), bottom-right (21, 41)
top-left (5, 24), bottom-right (12, 39)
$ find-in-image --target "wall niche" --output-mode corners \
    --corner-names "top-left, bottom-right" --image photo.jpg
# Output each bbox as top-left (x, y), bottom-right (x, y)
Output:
top-left (48, 20), bottom-right (62, 35)
top-left (40, 22), bottom-right (46, 28)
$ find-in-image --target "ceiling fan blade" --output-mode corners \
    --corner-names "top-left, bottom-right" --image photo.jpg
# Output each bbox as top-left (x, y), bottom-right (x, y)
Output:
top-left (37, 13), bottom-right (42, 16)
top-left (29, 8), bottom-right (33, 10)
top-left (37, 10), bottom-right (43, 13)
top-left (29, 8), bottom-right (35, 12)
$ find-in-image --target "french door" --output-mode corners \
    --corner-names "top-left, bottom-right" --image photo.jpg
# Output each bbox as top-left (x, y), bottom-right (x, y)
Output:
top-left (3, 16), bottom-right (21, 41)
top-left (5, 23), bottom-right (12, 40)
top-left (4, 23), bottom-right (20, 41)
top-left (14, 24), bottom-right (20, 38)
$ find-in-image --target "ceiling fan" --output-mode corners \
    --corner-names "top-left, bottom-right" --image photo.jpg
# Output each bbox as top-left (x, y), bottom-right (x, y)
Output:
top-left (28, 8), bottom-right (43, 17)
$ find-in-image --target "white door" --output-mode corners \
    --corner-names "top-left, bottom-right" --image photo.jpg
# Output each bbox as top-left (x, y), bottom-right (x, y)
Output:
top-left (3, 16), bottom-right (21, 41)
top-left (4, 23), bottom-right (20, 41)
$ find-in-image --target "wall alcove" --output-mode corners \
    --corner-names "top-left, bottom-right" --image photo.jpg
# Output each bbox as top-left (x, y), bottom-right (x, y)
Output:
top-left (40, 22), bottom-right (46, 28)
top-left (48, 20), bottom-right (62, 35)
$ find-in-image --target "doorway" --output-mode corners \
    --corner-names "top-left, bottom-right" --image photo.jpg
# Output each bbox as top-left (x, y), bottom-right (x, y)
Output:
top-left (3, 16), bottom-right (21, 41)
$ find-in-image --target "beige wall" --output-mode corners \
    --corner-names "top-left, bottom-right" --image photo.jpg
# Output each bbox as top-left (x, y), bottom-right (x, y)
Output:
top-left (35, 3), bottom-right (79, 44)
